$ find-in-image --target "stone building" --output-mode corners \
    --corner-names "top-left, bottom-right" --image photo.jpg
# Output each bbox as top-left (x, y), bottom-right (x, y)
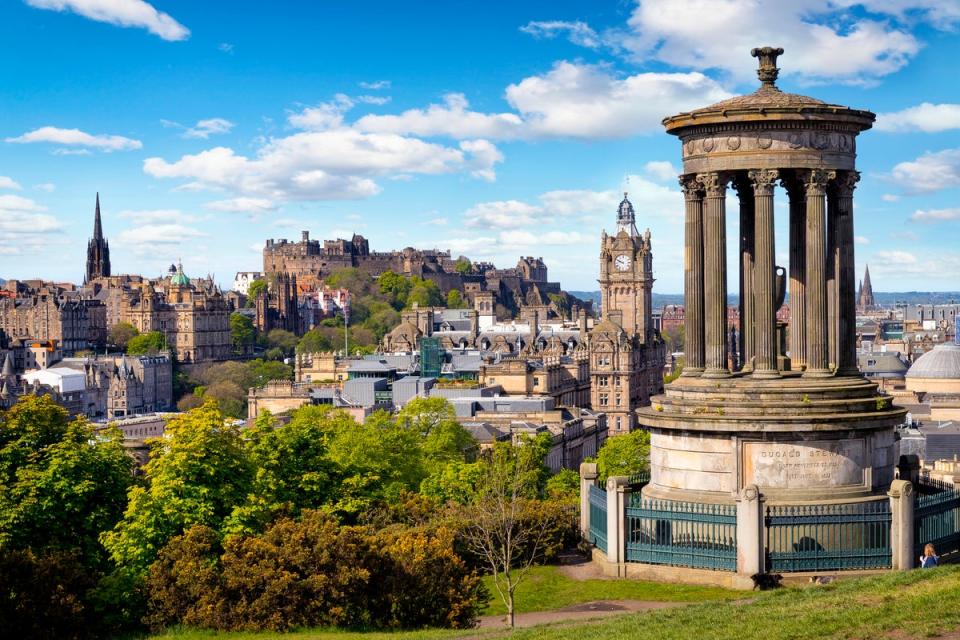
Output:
top-left (0, 281), bottom-right (106, 354)
top-left (858, 264), bottom-right (876, 311)
top-left (85, 193), bottom-right (110, 284)
top-left (254, 272), bottom-right (301, 334)
top-left (590, 194), bottom-right (666, 435)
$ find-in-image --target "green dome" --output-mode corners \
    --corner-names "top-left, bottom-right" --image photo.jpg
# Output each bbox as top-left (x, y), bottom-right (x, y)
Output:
top-left (170, 261), bottom-right (190, 287)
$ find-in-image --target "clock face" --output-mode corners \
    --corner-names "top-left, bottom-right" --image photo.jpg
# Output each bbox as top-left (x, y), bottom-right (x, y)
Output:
top-left (615, 254), bottom-right (631, 271)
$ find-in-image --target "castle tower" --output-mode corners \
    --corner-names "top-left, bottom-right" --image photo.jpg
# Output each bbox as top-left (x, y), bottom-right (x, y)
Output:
top-left (85, 193), bottom-right (111, 283)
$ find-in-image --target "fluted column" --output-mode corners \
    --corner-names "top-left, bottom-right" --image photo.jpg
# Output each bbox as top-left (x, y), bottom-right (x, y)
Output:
top-left (785, 175), bottom-right (807, 370)
top-left (735, 175), bottom-right (754, 372)
top-left (836, 171), bottom-right (860, 375)
top-left (698, 171), bottom-right (730, 378)
top-left (827, 186), bottom-right (840, 370)
top-left (749, 169), bottom-right (779, 378)
top-left (802, 169), bottom-right (835, 377)
top-left (681, 176), bottom-right (705, 376)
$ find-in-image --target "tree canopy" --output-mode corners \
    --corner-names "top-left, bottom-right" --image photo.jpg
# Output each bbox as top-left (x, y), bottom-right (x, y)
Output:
top-left (127, 331), bottom-right (167, 355)
top-left (594, 429), bottom-right (650, 482)
top-left (108, 322), bottom-right (139, 351)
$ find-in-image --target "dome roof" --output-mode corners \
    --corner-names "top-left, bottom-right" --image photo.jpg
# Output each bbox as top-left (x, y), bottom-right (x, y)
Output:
top-left (170, 261), bottom-right (190, 287)
top-left (906, 343), bottom-right (960, 380)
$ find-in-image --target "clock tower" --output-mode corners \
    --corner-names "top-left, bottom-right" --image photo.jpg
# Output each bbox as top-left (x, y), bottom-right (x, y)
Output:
top-left (590, 193), bottom-right (664, 435)
top-left (598, 193), bottom-right (654, 342)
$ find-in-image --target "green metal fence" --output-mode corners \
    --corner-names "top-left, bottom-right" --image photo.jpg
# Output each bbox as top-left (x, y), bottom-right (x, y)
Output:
top-left (628, 471), bottom-right (650, 489)
top-left (914, 478), bottom-right (960, 559)
top-left (588, 484), bottom-right (607, 553)
top-left (625, 497), bottom-right (737, 571)
top-left (765, 501), bottom-right (891, 572)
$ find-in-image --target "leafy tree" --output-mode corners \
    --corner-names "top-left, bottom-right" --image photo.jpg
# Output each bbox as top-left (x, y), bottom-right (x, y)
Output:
top-left (265, 328), bottom-right (298, 355)
top-left (545, 468), bottom-right (580, 503)
top-left (397, 397), bottom-right (477, 464)
top-left (127, 331), bottom-right (167, 355)
top-left (247, 359), bottom-right (293, 386)
top-left (378, 271), bottom-right (412, 310)
top-left (446, 288), bottom-right (467, 309)
top-left (664, 356), bottom-right (685, 384)
top-left (406, 277), bottom-right (443, 308)
top-left (595, 429), bottom-right (651, 482)
top-left (102, 402), bottom-right (254, 576)
top-left (663, 323), bottom-right (685, 354)
top-left (245, 279), bottom-right (267, 306)
top-left (0, 396), bottom-right (133, 568)
top-left (456, 437), bottom-right (567, 628)
top-left (548, 292), bottom-right (570, 319)
top-left (420, 461), bottom-right (482, 505)
top-left (297, 327), bottom-right (334, 353)
top-left (454, 257), bottom-right (472, 275)
top-left (327, 267), bottom-right (375, 296)
top-left (108, 322), bottom-right (139, 350)
top-left (229, 312), bottom-right (256, 353)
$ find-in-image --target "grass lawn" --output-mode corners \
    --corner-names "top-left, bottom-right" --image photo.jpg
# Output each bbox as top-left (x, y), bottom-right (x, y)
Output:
top-left (148, 566), bottom-right (960, 640)
top-left (479, 564), bottom-right (738, 617)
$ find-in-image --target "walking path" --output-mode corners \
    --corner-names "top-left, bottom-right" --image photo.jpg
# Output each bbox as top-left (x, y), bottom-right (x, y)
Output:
top-left (476, 599), bottom-right (685, 629)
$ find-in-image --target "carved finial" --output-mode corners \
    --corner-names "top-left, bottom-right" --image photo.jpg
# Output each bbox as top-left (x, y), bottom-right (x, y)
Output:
top-left (751, 46), bottom-right (784, 89)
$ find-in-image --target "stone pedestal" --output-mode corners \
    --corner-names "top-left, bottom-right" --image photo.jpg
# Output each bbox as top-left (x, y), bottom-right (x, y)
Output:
top-left (736, 485), bottom-right (764, 576)
top-left (580, 462), bottom-right (598, 539)
top-left (888, 479), bottom-right (915, 570)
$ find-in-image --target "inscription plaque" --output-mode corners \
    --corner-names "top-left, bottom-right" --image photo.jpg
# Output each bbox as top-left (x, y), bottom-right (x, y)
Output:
top-left (742, 439), bottom-right (865, 489)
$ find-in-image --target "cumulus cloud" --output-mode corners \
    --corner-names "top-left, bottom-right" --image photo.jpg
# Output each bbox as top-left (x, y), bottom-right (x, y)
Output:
top-left (910, 208), bottom-right (960, 223)
top-left (33, 182), bottom-right (56, 192)
top-left (116, 223), bottom-right (208, 252)
top-left (288, 94), bottom-right (355, 131)
top-left (25, 0), bottom-right (189, 41)
top-left (184, 118), bottom-right (234, 139)
top-left (876, 103), bottom-right (960, 133)
top-left (504, 62), bottom-right (731, 138)
top-left (854, 235), bottom-right (871, 245)
top-left (871, 249), bottom-right (960, 280)
top-left (610, 0), bottom-right (920, 85)
top-left (889, 149), bottom-right (960, 194)
top-left (359, 80), bottom-right (391, 90)
top-left (355, 93), bottom-right (524, 140)
top-left (0, 177), bottom-right (22, 191)
top-left (881, 193), bottom-right (901, 202)
top-left (520, 20), bottom-right (601, 48)
top-left (644, 161), bottom-right (680, 182)
top-left (7, 126), bottom-right (142, 151)
top-left (205, 197), bottom-right (276, 214)
top-left (0, 195), bottom-right (63, 253)
top-left (117, 209), bottom-right (201, 224)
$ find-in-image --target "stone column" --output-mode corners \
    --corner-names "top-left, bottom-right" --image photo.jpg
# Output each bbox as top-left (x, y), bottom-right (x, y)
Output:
top-left (681, 176), bottom-right (705, 376)
top-left (785, 175), bottom-right (807, 370)
top-left (749, 169), bottom-right (779, 378)
top-left (698, 172), bottom-right (730, 378)
top-left (579, 462), bottom-right (598, 539)
top-left (836, 171), bottom-right (861, 375)
top-left (802, 169), bottom-right (835, 377)
top-left (827, 186), bottom-right (840, 370)
top-left (888, 479), bottom-right (915, 570)
top-left (736, 484), bottom-right (765, 577)
top-left (606, 475), bottom-right (629, 566)
top-left (735, 175), bottom-right (755, 372)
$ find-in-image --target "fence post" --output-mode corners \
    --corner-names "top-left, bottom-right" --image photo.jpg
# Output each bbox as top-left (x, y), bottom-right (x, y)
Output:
top-left (736, 484), bottom-right (765, 577)
top-left (888, 479), bottom-right (915, 570)
top-left (606, 475), bottom-right (629, 565)
top-left (580, 462), bottom-right (598, 539)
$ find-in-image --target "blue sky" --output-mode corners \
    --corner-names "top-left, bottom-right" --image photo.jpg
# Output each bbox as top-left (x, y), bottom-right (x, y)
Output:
top-left (2, 0), bottom-right (960, 293)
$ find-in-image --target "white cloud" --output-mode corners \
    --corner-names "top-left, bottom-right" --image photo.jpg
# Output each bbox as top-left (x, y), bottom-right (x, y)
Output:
top-left (117, 208), bottom-right (200, 224)
top-left (0, 195), bottom-right (63, 253)
top-left (359, 80), bottom-right (391, 90)
top-left (33, 182), bottom-right (55, 192)
top-left (355, 95), bottom-right (391, 106)
top-left (288, 94), bottom-right (355, 131)
top-left (643, 160), bottom-right (679, 182)
top-left (890, 229), bottom-right (919, 241)
top-left (355, 93), bottom-right (524, 140)
top-left (871, 249), bottom-right (960, 279)
top-left (889, 149), bottom-right (960, 193)
top-left (218, 42), bottom-right (234, 54)
top-left (520, 20), bottom-right (601, 48)
top-left (612, 0), bottom-right (920, 85)
top-left (428, 217), bottom-right (448, 226)
top-left (52, 148), bottom-right (93, 156)
top-left (876, 103), bottom-right (960, 133)
top-left (910, 208), bottom-right (960, 223)
top-left (881, 193), bottom-right (901, 202)
top-left (499, 229), bottom-right (586, 245)
top-left (116, 223), bottom-right (207, 251)
top-left (205, 197), bottom-right (276, 214)
top-left (7, 126), bottom-right (142, 151)
top-left (25, 0), bottom-right (189, 41)
top-left (184, 118), bottom-right (234, 139)
top-left (504, 61), bottom-right (731, 138)
top-left (0, 177), bottom-right (22, 191)
top-left (854, 235), bottom-right (870, 244)
top-left (465, 200), bottom-right (543, 229)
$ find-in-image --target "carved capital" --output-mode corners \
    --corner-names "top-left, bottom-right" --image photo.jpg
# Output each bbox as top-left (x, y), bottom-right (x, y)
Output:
top-left (696, 171), bottom-right (727, 198)
top-left (800, 169), bottom-right (836, 197)
top-left (679, 175), bottom-right (703, 201)
top-left (748, 169), bottom-right (779, 196)
top-left (835, 170), bottom-right (861, 197)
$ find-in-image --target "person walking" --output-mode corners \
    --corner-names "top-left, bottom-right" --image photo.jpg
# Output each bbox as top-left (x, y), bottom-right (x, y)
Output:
top-left (920, 543), bottom-right (939, 568)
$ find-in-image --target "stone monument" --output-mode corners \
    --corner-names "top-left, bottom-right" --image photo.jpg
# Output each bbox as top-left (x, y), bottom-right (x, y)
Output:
top-left (636, 47), bottom-right (906, 505)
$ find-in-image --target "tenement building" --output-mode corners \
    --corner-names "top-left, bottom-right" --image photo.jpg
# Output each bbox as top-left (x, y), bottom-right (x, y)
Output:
top-left (0, 280), bottom-right (106, 354)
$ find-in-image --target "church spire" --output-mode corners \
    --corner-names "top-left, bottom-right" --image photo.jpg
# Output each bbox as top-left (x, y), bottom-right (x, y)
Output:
top-left (857, 264), bottom-right (875, 311)
top-left (85, 193), bottom-right (111, 283)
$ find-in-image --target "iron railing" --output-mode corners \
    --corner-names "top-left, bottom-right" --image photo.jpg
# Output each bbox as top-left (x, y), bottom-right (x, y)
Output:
top-left (914, 478), bottom-right (960, 559)
top-left (628, 471), bottom-right (650, 488)
top-left (625, 498), bottom-right (737, 571)
top-left (765, 501), bottom-right (891, 572)
top-left (588, 483), bottom-right (608, 553)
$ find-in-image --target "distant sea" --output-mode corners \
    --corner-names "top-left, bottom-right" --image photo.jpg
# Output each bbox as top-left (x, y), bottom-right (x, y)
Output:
top-left (569, 290), bottom-right (960, 309)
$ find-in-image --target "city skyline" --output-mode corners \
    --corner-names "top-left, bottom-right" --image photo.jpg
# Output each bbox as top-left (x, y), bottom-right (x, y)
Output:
top-left (3, 1), bottom-right (960, 291)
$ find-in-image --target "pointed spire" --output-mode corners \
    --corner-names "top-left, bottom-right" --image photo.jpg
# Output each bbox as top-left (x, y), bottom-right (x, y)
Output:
top-left (2, 352), bottom-right (14, 378)
top-left (863, 264), bottom-right (872, 289)
top-left (94, 192), bottom-right (103, 239)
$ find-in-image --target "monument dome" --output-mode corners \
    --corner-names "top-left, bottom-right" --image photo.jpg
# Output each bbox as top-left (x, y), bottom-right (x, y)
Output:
top-left (906, 343), bottom-right (960, 380)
